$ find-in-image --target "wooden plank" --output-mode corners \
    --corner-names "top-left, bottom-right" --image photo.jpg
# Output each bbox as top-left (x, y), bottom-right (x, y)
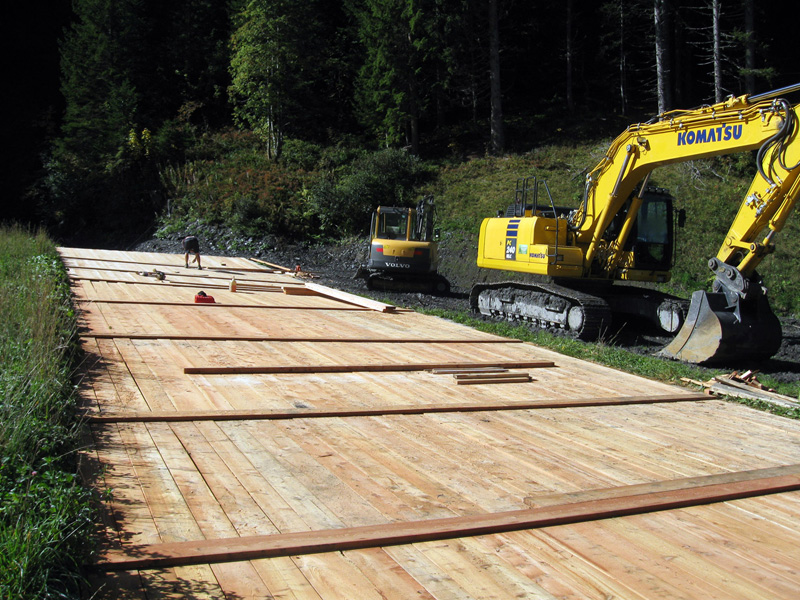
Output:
top-left (710, 380), bottom-right (800, 408)
top-left (302, 282), bottom-right (397, 312)
top-left (94, 464), bottom-right (800, 571)
top-left (83, 333), bottom-right (523, 343)
top-left (184, 360), bottom-right (552, 375)
top-left (87, 394), bottom-right (709, 423)
top-left (249, 257), bottom-right (293, 272)
top-left (70, 275), bottom-right (288, 292)
top-left (431, 367), bottom-right (509, 374)
top-left (68, 267), bottom-right (310, 288)
top-left (455, 376), bottom-right (532, 385)
top-left (452, 371), bottom-right (524, 380)
top-left (280, 286), bottom-right (322, 296)
top-left (77, 299), bottom-right (368, 311)
top-left (60, 251), bottom-right (271, 273)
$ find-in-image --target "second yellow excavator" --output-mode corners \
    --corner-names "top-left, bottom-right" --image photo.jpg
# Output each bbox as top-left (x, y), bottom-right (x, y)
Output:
top-left (472, 83), bottom-right (800, 364)
top-left (356, 197), bottom-right (450, 293)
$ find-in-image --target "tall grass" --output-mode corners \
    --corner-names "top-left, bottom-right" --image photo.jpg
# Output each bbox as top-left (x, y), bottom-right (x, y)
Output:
top-left (0, 225), bottom-right (94, 599)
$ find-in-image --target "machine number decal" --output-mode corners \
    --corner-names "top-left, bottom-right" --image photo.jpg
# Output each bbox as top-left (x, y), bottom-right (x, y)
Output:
top-left (505, 238), bottom-right (517, 260)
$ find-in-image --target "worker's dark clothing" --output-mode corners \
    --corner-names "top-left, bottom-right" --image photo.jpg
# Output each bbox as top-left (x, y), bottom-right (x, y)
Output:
top-left (182, 236), bottom-right (200, 253)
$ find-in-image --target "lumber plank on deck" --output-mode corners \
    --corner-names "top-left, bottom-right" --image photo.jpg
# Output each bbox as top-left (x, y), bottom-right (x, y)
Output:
top-left (77, 299), bottom-right (368, 310)
top-left (184, 360), bottom-right (554, 375)
top-left (83, 334), bottom-right (522, 343)
top-left (86, 393), bottom-right (710, 423)
top-left (94, 463), bottom-right (800, 571)
top-left (298, 282), bottom-right (397, 312)
top-left (455, 375), bottom-right (532, 385)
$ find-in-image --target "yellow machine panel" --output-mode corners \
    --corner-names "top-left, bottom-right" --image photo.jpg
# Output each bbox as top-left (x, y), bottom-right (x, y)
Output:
top-left (477, 216), bottom-right (583, 276)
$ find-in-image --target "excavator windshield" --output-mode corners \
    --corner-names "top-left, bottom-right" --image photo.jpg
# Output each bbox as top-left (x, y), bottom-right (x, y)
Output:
top-left (374, 208), bottom-right (411, 240)
top-left (630, 193), bottom-right (673, 270)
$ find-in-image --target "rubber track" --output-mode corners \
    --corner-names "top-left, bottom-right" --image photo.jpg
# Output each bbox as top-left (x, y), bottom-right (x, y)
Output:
top-left (470, 281), bottom-right (612, 340)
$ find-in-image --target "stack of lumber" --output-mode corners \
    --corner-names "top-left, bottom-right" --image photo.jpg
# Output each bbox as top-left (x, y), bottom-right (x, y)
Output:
top-left (683, 371), bottom-right (800, 409)
top-left (61, 247), bottom-right (800, 599)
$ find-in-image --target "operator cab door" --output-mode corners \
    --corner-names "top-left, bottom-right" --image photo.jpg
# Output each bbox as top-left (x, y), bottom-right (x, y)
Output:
top-left (627, 191), bottom-right (674, 271)
top-left (603, 188), bottom-right (675, 274)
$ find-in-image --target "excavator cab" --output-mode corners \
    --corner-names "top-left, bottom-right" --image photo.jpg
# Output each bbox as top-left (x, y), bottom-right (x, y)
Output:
top-left (366, 205), bottom-right (436, 273)
top-left (373, 208), bottom-right (411, 240)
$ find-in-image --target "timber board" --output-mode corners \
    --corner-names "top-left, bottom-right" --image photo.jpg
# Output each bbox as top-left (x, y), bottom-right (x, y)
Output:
top-left (66, 248), bottom-right (800, 599)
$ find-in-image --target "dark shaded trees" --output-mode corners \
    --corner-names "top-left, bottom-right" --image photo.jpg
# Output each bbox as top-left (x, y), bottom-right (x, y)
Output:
top-left (346, 0), bottom-right (432, 154)
top-left (488, 0), bottom-right (504, 154)
top-left (654, 0), bottom-right (674, 113)
top-left (29, 0), bottom-right (798, 241)
top-left (46, 0), bottom-right (234, 242)
top-left (229, 0), bottom-right (351, 159)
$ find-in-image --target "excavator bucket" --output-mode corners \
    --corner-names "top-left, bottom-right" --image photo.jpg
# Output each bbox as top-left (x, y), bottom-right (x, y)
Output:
top-left (659, 290), bottom-right (782, 365)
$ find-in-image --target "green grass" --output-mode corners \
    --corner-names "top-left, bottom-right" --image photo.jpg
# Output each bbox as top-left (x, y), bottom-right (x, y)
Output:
top-left (0, 225), bottom-right (94, 599)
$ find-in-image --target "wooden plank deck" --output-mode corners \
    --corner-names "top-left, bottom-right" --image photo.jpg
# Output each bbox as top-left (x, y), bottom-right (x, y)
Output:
top-left (64, 247), bottom-right (800, 599)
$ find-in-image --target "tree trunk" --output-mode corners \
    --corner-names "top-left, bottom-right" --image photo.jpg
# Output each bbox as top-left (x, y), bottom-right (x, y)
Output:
top-left (488, 0), bottom-right (505, 155)
top-left (565, 0), bottom-right (574, 111)
top-left (654, 0), bottom-right (673, 113)
top-left (618, 0), bottom-right (627, 116)
top-left (712, 0), bottom-right (722, 102)
top-left (744, 0), bottom-right (755, 94)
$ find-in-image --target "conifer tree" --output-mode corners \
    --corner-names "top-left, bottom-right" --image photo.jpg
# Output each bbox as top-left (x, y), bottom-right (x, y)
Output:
top-left (347, 0), bottom-right (431, 154)
top-left (229, 0), bottom-right (331, 159)
top-left (58, 0), bottom-right (145, 169)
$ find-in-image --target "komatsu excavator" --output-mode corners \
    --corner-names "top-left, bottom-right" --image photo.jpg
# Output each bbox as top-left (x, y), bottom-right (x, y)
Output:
top-left (472, 83), bottom-right (800, 364)
top-left (356, 197), bottom-right (450, 293)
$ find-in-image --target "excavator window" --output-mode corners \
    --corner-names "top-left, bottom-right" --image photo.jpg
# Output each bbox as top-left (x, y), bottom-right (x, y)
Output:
top-left (630, 193), bottom-right (674, 270)
top-left (376, 210), bottom-right (410, 240)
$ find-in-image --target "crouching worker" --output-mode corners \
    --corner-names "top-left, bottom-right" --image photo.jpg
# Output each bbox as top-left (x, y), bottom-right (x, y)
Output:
top-left (182, 235), bottom-right (202, 269)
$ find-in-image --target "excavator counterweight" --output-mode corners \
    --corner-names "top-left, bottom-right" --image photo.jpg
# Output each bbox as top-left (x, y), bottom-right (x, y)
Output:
top-left (356, 197), bottom-right (450, 294)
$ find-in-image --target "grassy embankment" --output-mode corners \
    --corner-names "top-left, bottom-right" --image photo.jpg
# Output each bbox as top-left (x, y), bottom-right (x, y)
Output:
top-left (0, 226), bottom-right (94, 598)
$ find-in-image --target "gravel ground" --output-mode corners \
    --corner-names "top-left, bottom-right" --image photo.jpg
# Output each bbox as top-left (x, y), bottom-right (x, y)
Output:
top-left (133, 226), bottom-right (800, 385)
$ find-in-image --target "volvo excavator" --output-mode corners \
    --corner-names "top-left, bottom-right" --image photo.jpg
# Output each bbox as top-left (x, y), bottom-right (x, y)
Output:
top-left (356, 197), bottom-right (450, 293)
top-left (472, 83), bottom-right (800, 364)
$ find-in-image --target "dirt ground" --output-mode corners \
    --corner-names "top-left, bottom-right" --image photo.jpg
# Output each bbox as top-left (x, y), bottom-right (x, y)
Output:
top-left (133, 230), bottom-right (800, 385)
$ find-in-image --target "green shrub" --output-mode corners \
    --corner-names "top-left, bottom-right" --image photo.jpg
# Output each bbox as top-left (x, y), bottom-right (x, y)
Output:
top-left (306, 148), bottom-right (431, 238)
top-left (281, 139), bottom-right (323, 171)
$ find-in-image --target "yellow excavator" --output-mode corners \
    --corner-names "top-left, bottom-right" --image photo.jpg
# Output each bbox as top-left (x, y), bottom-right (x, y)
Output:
top-left (472, 83), bottom-right (800, 364)
top-left (356, 197), bottom-right (450, 293)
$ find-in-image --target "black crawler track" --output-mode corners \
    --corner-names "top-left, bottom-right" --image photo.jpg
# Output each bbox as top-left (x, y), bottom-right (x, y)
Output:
top-left (469, 281), bottom-right (613, 340)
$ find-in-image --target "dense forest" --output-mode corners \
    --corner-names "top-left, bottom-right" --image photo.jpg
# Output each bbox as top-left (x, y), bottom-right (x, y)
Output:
top-left (5, 0), bottom-right (799, 246)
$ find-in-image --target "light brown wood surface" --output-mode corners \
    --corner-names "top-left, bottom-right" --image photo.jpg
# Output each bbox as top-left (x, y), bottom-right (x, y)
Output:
top-left (64, 247), bottom-right (800, 599)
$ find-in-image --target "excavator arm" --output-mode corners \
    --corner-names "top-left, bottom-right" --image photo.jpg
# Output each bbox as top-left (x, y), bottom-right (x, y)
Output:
top-left (591, 87), bottom-right (800, 363)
